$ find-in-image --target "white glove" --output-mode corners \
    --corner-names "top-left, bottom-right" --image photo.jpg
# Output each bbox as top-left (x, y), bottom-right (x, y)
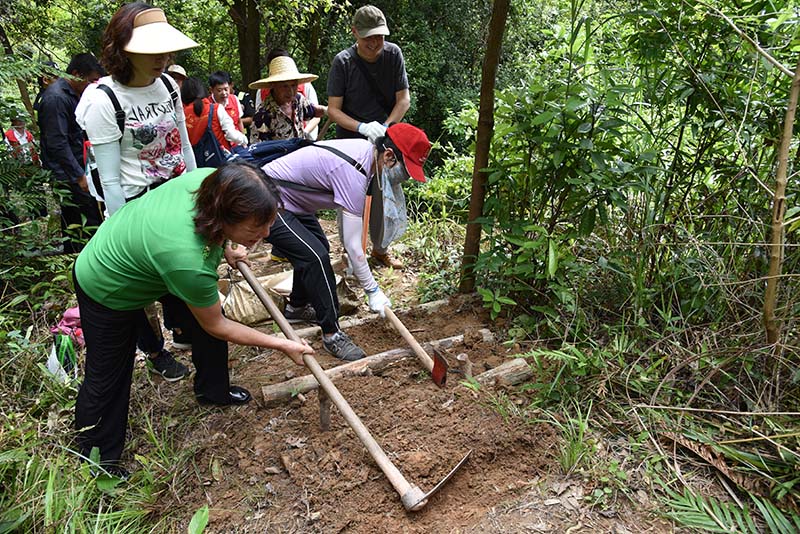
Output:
top-left (357, 121), bottom-right (388, 144)
top-left (367, 288), bottom-right (391, 317)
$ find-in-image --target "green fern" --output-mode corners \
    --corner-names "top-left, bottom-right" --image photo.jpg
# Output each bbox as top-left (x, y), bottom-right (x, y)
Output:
top-left (750, 494), bottom-right (800, 534)
top-left (664, 486), bottom-right (757, 533)
top-left (664, 486), bottom-right (800, 534)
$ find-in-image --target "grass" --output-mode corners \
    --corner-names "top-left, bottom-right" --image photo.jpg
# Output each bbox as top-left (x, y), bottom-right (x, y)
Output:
top-left (0, 296), bottom-right (201, 532)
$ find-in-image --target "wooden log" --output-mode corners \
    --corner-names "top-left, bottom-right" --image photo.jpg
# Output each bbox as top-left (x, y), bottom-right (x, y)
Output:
top-left (473, 358), bottom-right (532, 387)
top-left (261, 329), bottom-right (493, 405)
top-left (319, 390), bottom-right (331, 431)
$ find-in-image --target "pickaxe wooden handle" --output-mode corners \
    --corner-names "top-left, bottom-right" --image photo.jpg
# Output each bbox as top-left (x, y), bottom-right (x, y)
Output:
top-left (383, 307), bottom-right (448, 387)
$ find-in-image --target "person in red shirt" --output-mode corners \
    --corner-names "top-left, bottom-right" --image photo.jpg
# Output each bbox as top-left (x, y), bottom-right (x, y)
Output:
top-left (4, 117), bottom-right (40, 165)
top-left (182, 76), bottom-right (247, 153)
top-left (207, 71), bottom-right (244, 135)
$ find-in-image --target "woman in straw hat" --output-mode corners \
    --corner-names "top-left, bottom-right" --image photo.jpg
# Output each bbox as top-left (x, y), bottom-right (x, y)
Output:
top-left (249, 55), bottom-right (327, 144)
top-left (75, 4), bottom-right (199, 387)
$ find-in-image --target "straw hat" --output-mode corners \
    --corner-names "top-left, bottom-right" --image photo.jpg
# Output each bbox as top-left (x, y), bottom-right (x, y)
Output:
top-left (123, 8), bottom-right (199, 54)
top-left (249, 56), bottom-right (318, 89)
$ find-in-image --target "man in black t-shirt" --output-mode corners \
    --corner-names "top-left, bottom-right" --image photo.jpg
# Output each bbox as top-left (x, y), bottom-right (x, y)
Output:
top-left (327, 5), bottom-right (410, 268)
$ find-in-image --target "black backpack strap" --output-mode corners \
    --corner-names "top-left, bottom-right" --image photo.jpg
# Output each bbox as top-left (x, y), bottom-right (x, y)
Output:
top-left (347, 47), bottom-right (393, 115)
top-left (313, 143), bottom-right (368, 177)
top-left (207, 103), bottom-right (215, 130)
top-left (97, 84), bottom-right (125, 141)
top-left (160, 74), bottom-right (179, 111)
top-left (270, 178), bottom-right (328, 194)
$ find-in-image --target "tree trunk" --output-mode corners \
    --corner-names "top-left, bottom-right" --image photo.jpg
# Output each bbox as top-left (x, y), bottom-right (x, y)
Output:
top-left (306, 14), bottom-right (322, 70)
top-left (763, 57), bottom-right (800, 344)
top-left (226, 0), bottom-right (261, 88)
top-left (0, 23), bottom-right (34, 120)
top-left (458, 0), bottom-right (509, 293)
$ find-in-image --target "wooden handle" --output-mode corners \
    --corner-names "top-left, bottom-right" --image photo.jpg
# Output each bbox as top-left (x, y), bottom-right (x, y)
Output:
top-left (236, 261), bottom-right (416, 498)
top-left (383, 307), bottom-right (434, 372)
top-left (316, 117), bottom-right (333, 140)
top-left (362, 195), bottom-right (372, 254)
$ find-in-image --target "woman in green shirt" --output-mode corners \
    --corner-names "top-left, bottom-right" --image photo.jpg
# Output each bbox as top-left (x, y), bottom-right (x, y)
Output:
top-left (74, 161), bottom-right (312, 474)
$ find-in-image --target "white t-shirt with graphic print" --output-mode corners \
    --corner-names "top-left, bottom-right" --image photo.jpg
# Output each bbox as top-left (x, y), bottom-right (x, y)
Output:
top-left (76, 75), bottom-right (186, 198)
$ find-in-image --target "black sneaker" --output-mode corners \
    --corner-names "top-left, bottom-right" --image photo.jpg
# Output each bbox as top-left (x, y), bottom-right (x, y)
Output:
top-left (322, 331), bottom-right (366, 361)
top-left (171, 329), bottom-right (192, 350)
top-left (196, 385), bottom-right (252, 406)
top-left (284, 303), bottom-right (318, 324)
top-left (148, 350), bottom-right (190, 382)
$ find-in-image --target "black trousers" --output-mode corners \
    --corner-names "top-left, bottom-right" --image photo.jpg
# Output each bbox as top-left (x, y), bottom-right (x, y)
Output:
top-left (266, 211), bottom-right (340, 334)
top-left (74, 275), bottom-right (230, 466)
top-left (56, 180), bottom-right (102, 254)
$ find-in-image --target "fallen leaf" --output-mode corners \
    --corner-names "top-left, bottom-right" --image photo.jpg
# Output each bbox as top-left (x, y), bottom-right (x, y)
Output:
top-left (211, 457), bottom-right (222, 482)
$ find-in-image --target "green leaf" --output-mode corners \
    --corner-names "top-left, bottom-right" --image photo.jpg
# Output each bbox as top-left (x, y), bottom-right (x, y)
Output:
top-left (2, 294), bottom-right (28, 310)
top-left (547, 240), bottom-right (558, 278)
top-left (188, 506), bottom-right (209, 534)
top-left (566, 96), bottom-right (586, 113)
top-left (579, 208), bottom-right (596, 235)
top-left (95, 475), bottom-right (123, 494)
top-left (477, 287), bottom-right (492, 302)
top-left (531, 110), bottom-right (557, 126)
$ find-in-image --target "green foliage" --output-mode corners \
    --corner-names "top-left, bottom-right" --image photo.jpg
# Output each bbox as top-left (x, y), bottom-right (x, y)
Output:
top-left (188, 506), bottom-right (209, 534)
top-left (664, 486), bottom-right (760, 533)
top-left (402, 205), bottom-right (466, 302)
top-left (663, 485), bottom-right (800, 534)
top-left (451, 0), bottom-right (798, 337)
top-left (544, 400), bottom-right (594, 474)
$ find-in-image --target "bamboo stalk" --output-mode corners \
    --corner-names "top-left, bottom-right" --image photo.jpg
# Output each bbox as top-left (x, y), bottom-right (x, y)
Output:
top-left (763, 57), bottom-right (800, 345)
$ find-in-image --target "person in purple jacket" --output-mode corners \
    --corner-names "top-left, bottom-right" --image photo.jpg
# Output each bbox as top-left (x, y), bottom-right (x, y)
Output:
top-left (261, 123), bottom-right (430, 361)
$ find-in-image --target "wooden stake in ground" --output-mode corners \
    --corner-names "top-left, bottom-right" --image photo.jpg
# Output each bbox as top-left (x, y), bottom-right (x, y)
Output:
top-left (764, 57), bottom-right (800, 345)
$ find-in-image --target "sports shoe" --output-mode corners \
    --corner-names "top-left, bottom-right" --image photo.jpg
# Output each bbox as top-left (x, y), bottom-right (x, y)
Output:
top-left (171, 329), bottom-right (192, 350)
top-left (323, 331), bottom-right (366, 361)
top-left (284, 303), bottom-right (318, 324)
top-left (148, 350), bottom-right (190, 382)
top-left (370, 250), bottom-right (403, 269)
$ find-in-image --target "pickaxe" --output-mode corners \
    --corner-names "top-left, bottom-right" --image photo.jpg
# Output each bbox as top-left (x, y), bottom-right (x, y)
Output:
top-left (238, 261), bottom-right (470, 511)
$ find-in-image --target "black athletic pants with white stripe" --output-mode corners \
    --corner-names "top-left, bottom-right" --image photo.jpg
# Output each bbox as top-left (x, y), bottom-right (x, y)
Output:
top-left (74, 274), bottom-right (231, 466)
top-left (266, 210), bottom-right (340, 335)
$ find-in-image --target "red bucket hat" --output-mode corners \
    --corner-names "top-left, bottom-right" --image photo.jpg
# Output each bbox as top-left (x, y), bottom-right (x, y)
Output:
top-left (386, 123), bottom-right (431, 182)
